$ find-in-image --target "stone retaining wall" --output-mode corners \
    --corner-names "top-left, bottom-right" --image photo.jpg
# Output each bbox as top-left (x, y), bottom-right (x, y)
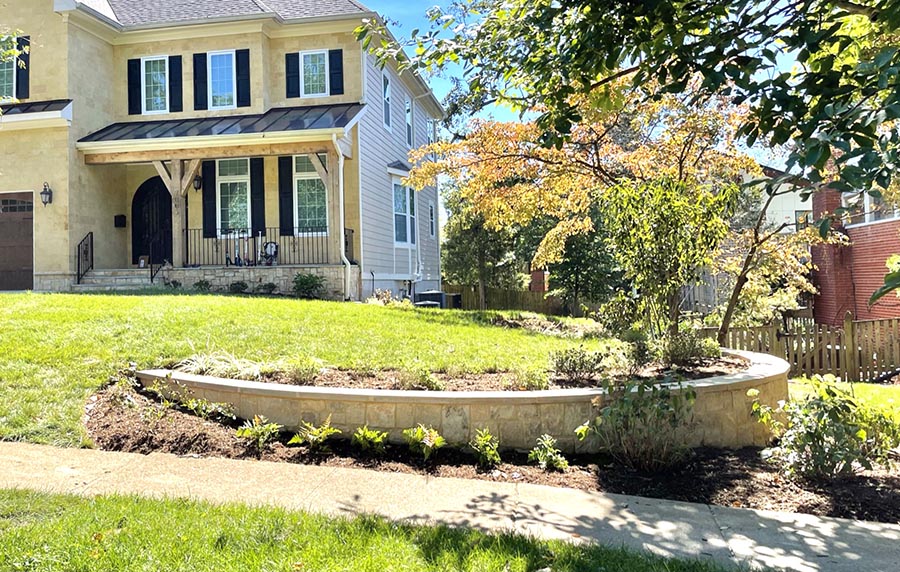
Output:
top-left (161, 265), bottom-right (360, 301)
top-left (136, 350), bottom-right (789, 453)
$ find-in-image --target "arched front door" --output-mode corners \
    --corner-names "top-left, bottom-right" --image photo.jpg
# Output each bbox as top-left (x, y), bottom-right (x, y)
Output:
top-left (131, 177), bottom-right (172, 265)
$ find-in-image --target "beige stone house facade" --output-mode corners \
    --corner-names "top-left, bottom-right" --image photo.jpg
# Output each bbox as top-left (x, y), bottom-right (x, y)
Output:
top-left (0, 0), bottom-right (442, 299)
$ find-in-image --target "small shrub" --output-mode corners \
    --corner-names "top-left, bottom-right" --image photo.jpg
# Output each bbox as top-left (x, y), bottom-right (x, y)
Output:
top-left (254, 282), bottom-right (278, 295)
top-left (397, 365), bottom-right (445, 391)
top-left (550, 347), bottom-right (605, 383)
top-left (658, 330), bottom-right (721, 367)
top-left (750, 376), bottom-right (900, 479)
top-left (228, 281), bottom-right (249, 294)
top-left (236, 415), bottom-right (282, 451)
top-left (288, 415), bottom-right (342, 453)
top-left (283, 357), bottom-right (322, 385)
top-left (193, 280), bottom-right (212, 292)
top-left (403, 424), bottom-right (446, 461)
top-left (528, 434), bottom-right (569, 471)
top-left (352, 425), bottom-right (389, 454)
top-left (576, 377), bottom-right (696, 472)
top-left (165, 279), bottom-right (182, 290)
top-left (366, 289), bottom-right (395, 305)
top-left (175, 351), bottom-right (269, 381)
top-left (183, 397), bottom-right (235, 421)
top-left (510, 368), bottom-right (550, 391)
top-left (293, 273), bottom-right (326, 299)
top-left (621, 328), bottom-right (654, 377)
top-left (469, 428), bottom-right (501, 469)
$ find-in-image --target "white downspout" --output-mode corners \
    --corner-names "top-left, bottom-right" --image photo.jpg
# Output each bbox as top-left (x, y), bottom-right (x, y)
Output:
top-left (333, 134), bottom-right (352, 301)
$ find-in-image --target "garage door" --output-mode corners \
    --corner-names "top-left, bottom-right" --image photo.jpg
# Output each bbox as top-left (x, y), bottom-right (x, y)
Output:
top-left (0, 192), bottom-right (34, 290)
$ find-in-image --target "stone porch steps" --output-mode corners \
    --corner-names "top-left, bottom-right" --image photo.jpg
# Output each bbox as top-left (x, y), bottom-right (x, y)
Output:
top-left (72, 269), bottom-right (156, 291)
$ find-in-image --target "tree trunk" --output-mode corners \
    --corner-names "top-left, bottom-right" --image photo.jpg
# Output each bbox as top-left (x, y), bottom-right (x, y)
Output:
top-left (717, 244), bottom-right (757, 346)
top-left (476, 247), bottom-right (488, 311)
top-left (667, 291), bottom-right (681, 337)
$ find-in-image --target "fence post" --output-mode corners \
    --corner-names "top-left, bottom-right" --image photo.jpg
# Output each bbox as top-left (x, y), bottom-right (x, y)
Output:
top-left (844, 311), bottom-right (858, 382)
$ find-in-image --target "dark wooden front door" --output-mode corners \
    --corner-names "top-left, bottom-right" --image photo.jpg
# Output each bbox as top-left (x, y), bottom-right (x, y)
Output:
top-left (132, 177), bottom-right (173, 265)
top-left (0, 192), bottom-right (34, 290)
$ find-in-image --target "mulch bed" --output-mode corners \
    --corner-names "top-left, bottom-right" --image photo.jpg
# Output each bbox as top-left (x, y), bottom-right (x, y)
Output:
top-left (259, 355), bottom-right (749, 392)
top-left (84, 382), bottom-right (900, 524)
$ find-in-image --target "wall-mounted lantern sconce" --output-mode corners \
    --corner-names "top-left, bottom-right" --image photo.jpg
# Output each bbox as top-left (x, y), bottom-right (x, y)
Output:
top-left (40, 182), bottom-right (53, 206)
top-left (193, 176), bottom-right (202, 191)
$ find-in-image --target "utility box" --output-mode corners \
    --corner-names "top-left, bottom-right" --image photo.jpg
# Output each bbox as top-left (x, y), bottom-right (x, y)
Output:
top-left (415, 290), bottom-right (446, 308)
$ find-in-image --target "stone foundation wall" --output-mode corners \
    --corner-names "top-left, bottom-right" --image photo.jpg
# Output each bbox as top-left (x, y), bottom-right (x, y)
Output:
top-left (161, 265), bottom-right (360, 301)
top-left (34, 273), bottom-right (74, 292)
top-left (137, 351), bottom-right (789, 453)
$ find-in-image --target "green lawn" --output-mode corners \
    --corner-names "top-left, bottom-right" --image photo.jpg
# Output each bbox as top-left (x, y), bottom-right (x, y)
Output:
top-left (790, 379), bottom-right (900, 422)
top-left (0, 490), bottom-right (730, 572)
top-left (0, 292), bottom-right (610, 447)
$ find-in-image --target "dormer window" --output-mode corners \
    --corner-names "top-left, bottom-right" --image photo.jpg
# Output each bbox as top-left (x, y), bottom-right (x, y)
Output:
top-left (141, 56), bottom-right (168, 114)
top-left (301, 50), bottom-right (328, 97)
top-left (208, 50), bottom-right (236, 110)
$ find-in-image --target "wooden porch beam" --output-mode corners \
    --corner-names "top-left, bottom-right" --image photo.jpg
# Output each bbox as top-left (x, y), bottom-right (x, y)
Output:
top-left (83, 142), bottom-right (333, 165)
top-left (309, 153), bottom-right (329, 183)
top-left (152, 160), bottom-right (172, 191)
top-left (180, 159), bottom-right (202, 196)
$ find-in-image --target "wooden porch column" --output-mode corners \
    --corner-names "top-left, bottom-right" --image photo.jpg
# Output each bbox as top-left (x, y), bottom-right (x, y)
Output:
top-left (153, 159), bottom-right (202, 268)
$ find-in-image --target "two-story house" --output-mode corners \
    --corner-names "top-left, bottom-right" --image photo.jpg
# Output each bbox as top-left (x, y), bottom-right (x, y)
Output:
top-left (0, 0), bottom-right (443, 300)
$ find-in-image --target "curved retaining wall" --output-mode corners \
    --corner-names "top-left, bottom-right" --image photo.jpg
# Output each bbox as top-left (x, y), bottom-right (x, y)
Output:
top-left (136, 350), bottom-right (789, 453)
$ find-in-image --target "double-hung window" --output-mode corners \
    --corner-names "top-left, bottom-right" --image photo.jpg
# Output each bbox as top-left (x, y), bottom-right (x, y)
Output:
top-left (217, 159), bottom-right (251, 234)
top-left (300, 50), bottom-right (328, 97)
top-left (141, 56), bottom-right (168, 114)
top-left (294, 154), bottom-right (329, 235)
top-left (428, 201), bottom-right (436, 238)
top-left (843, 192), bottom-right (900, 226)
top-left (0, 37), bottom-right (14, 101)
top-left (208, 50), bottom-right (236, 110)
top-left (393, 179), bottom-right (417, 246)
top-left (405, 98), bottom-right (414, 147)
top-left (382, 73), bottom-right (392, 131)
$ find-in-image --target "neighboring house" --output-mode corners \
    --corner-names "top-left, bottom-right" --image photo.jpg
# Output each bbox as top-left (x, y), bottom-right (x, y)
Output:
top-left (0, 0), bottom-right (443, 300)
top-left (811, 188), bottom-right (900, 326)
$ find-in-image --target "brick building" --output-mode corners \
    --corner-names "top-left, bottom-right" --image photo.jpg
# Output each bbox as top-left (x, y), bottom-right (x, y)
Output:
top-left (812, 189), bottom-right (900, 326)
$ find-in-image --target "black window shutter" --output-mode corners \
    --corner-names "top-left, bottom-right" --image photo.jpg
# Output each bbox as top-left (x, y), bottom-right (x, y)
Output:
top-left (236, 49), bottom-right (251, 107)
top-left (168, 55), bottom-right (183, 112)
top-left (127, 58), bottom-right (141, 115)
top-left (285, 53), bottom-right (300, 98)
top-left (202, 160), bottom-right (217, 238)
top-left (329, 49), bottom-right (344, 96)
top-left (250, 158), bottom-right (265, 235)
top-left (278, 156), bottom-right (294, 236)
top-left (15, 36), bottom-right (29, 100)
top-left (193, 53), bottom-right (208, 111)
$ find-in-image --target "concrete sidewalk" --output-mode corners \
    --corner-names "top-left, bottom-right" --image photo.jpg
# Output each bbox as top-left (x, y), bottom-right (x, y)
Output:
top-left (1, 443), bottom-right (897, 572)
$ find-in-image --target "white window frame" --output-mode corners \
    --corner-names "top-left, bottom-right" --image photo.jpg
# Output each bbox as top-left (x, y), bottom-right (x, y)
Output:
top-left (843, 192), bottom-right (900, 228)
top-left (392, 176), bottom-right (417, 248)
top-left (428, 200), bottom-right (436, 238)
top-left (215, 158), bottom-right (252, 236)
top-left (293, 154), bottom-right (330, 237)
top-left (298, 50), bottom-right (329, 98)
top-left (382, 72), bottom-right (392, 132)
top-left (0, 36), bottom-right (16, 102)
top-left (405, 97), bottom-right (414, 148)
top-left (140, 55), bottom-right (169, 115)
top-left (208, 49), bottom-right (237, 111)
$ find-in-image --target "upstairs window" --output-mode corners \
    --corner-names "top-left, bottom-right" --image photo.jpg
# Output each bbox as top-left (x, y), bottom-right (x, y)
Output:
top-left (429, 201), bottom-right (436, 238)
top-left (142, 56), bottom-right (168, 114)
top-left (217, 158), bottom-right (251, 233)
top-left (382, 73), bottom-right (392, 131)
top-left (405, 98), bottom-right (414, 147)
top-left (301, 50), bottom-right (328, 97)
top-left (843, 192), bottom-right (900, 226)
top-left (0, 50), bottom-right (14, 100)
top-left (208, 50), bottom-right (236, 110)
top-left (394, 179), bottom-right (417, 246)
top-left (294, 154), bottom-right (329, 234)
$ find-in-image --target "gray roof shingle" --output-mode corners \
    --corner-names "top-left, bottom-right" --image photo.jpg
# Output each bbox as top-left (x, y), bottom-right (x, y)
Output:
top-left (80, 0), bottom-right (370, 28)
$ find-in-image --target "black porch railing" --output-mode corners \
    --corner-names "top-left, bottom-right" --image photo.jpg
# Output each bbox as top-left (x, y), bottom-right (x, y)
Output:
top-left (149, 233), bottom-right (165, 283)
top-left (76, 232), bottom-right (94, 284)
top-left (184, 227), bottom-right (331, 267)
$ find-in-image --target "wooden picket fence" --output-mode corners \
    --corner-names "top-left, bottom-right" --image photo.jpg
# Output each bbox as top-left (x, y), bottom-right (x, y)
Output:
top-left (702, 314), bottom-right (900, 382)
top-left (442, 284), bottom-right (565, 315)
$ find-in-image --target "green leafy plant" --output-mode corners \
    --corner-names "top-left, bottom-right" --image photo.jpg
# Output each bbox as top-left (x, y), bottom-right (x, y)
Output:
top-left (750, 376), bottom-right (900, 479)
top-left (228, 281), bottom-right (249, 294)
top-left (397, 365), bottom-right (445, 391)
top-left (469, 428), bottom-right (501, 469)
top-left (351, 425), bottom-right (389, 455)
top-left (236, 415), bottom-right (282, 451)
top-left (402, 424), bottom-right (446, 461)
top-left (510, 367), bottom-right (549, 391)
top-left (283, 357), bottom-right (322, 385)
top-left (550, 347), bottom-right (605, 384)
top-left (288, 415), bottom-right (342, 453)
top-left (657, 330), bottom-right (721, 368)
top-left (193, 279), bottom-right (212, 292)
top-left (293, 273), bottom-right (327, 299)
top-left (254, 282), bottom-right (278, 295)
top-left (528, 434), bottom-right (569, 472)
top-left (165, 279), bottom-right (182, 290)
top-left (183, 397), bottom-right (235, 421)
top-left (576, 377), bottom-right (697, 472)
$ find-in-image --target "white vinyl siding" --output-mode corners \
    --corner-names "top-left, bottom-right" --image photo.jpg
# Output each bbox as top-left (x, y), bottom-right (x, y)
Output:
top-left (216, 159), bottom-right (251, 233)
top-left (208, 50), bottom-right (236, 110)
top-left (141, 56), bottom-right (168, 114)
top-left (294, 154), bottom-right (328, 235)
top-left (300, 50), bottom-right (328, 97)
top-left (382, 72), bottom-right (392, 131)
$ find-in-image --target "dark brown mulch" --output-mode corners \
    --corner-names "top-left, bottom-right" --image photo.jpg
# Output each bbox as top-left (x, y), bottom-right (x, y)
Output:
top-left (260, 355), bottom-right (749, 392)
top-left (85, 383), bottom-right (900, 524)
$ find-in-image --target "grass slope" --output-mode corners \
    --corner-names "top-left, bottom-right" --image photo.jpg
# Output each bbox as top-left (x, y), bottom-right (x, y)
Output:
top-left (0, 490), bottom-right (731, 572)
top-left (0, 293), bottom-right (607, 446)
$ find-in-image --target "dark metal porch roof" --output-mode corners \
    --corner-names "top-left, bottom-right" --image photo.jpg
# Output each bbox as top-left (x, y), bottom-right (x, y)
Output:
top-left (0, 99), bottom-right (72, 116)
top-left (78, 103), bottom-right (365, 143)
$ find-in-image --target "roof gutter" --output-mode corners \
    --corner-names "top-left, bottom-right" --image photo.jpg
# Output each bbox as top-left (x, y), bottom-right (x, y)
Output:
top-left (76, 128), bottom-right (346, 155)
